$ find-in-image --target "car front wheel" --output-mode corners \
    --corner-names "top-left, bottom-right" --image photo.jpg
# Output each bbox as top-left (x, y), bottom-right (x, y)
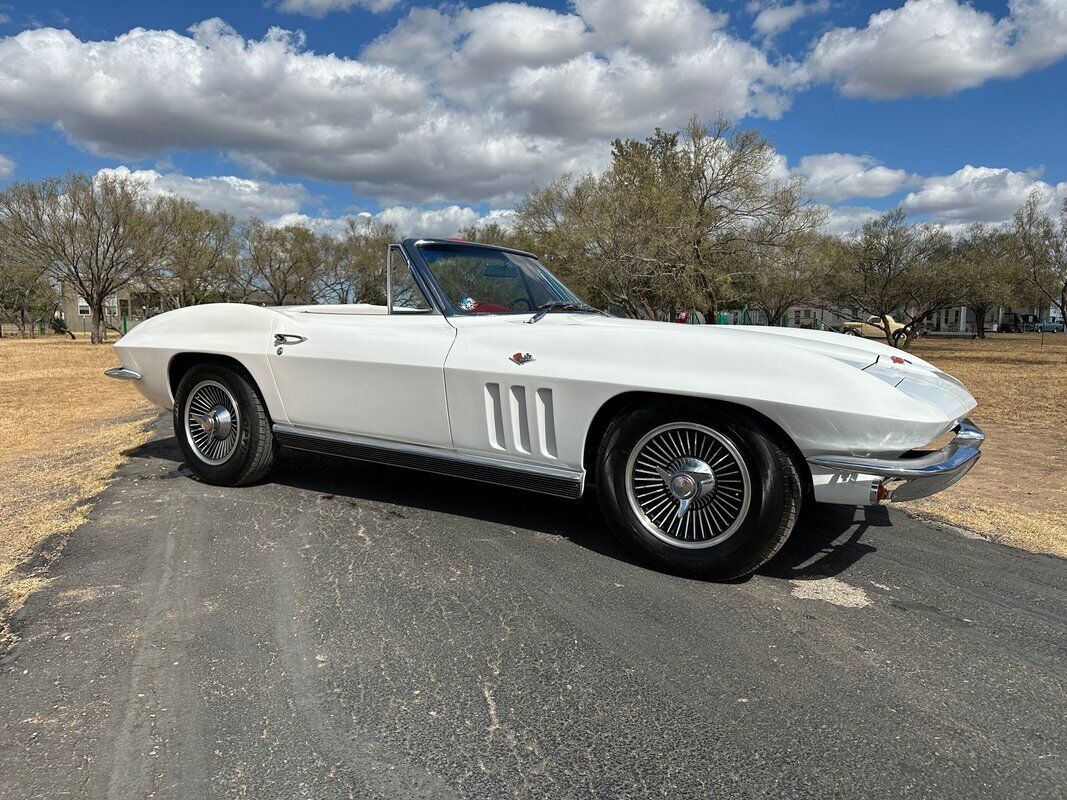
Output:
top-left (173, 363), bottom-right (276, 486)
top-left (597, 403), bottom-right (802, 580)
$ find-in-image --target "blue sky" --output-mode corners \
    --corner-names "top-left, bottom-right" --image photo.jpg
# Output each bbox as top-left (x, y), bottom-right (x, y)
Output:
top-left (0, 0), bottom-right (1063, 236)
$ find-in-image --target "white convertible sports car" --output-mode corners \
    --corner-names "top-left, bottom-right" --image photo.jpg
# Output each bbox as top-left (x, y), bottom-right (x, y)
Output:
top-left (107, 239), bottom-right (983, 579)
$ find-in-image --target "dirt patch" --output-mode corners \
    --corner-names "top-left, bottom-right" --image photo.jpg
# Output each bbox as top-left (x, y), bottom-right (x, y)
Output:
top-left (0, 336), bottom-right (155, 648)
top-left (791, 577), bottom-right (872, 608)
top-left (907, 334), bottom-right (1066, 557)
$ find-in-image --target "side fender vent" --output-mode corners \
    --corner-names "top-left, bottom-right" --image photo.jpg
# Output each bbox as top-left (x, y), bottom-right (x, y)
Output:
top-left (485, 383), bottom-right (506, 450)
top-left (536, 388), bottom-right (558, 459)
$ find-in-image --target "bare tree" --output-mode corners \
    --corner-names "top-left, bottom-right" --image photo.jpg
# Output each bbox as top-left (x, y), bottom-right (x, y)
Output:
top-left (242, 219), bottom-right (324, 306)
top-left (825, 210), bottom-right (955, 347)
top-left (151, 199), bottom-right (238, 309)
top-left (0, 172), bottom-right (178, 343)
top-left (0, 234), bottom-right (58, 338)
top-left (892, 250), bottom-right (963, 349)
top-left (732, 231), bottom-right (828, 325)
top-left (1013, 191), bottom-right (1067, 326)
top-left (316, 218), bottom-right (398, 305)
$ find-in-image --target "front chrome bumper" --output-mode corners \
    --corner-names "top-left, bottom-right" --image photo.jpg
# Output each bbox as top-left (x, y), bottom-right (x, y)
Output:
top-left (104, 367), bottom-right (141, 380)
top-left (807, 419), bottom-right (984, 503)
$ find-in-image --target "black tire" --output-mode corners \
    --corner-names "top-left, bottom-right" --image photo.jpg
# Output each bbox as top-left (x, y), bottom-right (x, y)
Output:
top-left (843, 329), bottom-right (863, 337)
top-left (893, 329), bottom-right (910, 346)
top-left (596, 402), bottom-right (802, 581)
top-left (173, 363), bottom-right (276, 486)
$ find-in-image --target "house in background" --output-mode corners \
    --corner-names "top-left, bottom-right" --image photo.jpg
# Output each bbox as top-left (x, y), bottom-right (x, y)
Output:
top-left (55, 284), bottom-right (276, 336)
top-left (930, 304), bottom-right (1056, 333)
top-left (723, 305), bottom-right (850, 330)
top-left (56, 285), bottom-right (160, 337)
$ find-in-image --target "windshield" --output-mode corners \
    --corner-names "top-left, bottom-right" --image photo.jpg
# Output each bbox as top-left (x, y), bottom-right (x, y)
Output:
top-left (417, 244), bottom-right (585, 315)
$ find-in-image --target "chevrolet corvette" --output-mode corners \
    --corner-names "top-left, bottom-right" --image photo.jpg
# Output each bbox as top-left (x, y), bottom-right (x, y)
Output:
top-left (106, 238), bottom-right (983, 579)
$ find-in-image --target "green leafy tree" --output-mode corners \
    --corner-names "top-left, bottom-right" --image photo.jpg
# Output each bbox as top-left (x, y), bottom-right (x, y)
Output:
top-left (456, 221), bottom-right (532, 253)
top-left (825, 209), bottom-right (957, 348)
top-left (513, 116), bottom-right (823, 319)
top-left (1013, 191), bottom-right (1067, 326)
top-left (954, 224), bottom-right (1018, 338)
top-left (731, 231), bottom-right (829, 325)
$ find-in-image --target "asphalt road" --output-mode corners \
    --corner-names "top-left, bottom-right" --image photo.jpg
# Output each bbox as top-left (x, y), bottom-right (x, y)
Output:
top-left (1, 417), bottom-right (1064, 800)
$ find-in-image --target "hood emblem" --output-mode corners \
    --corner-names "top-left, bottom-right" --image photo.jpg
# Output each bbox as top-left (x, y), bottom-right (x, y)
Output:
top-left (510, 352), bottom-right (535, 365)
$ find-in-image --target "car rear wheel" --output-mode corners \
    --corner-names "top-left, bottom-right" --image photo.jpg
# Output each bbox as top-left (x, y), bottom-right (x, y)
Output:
top-left (597, 403), bottom-right (802, 580)
top-left (173, 363), bottom-right (276, 486)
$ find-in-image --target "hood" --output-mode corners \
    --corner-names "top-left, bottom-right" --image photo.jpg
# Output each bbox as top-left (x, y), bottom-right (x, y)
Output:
top-left (558, 315), bottom-right (932, 371)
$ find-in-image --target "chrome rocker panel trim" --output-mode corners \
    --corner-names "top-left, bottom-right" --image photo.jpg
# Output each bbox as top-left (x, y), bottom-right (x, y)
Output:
top-left (807, 419), bottom-right (984, 503)
top-left (272, 424), bottom-right (585, 499)
top-left (104, 367), bottom-right (141, 380)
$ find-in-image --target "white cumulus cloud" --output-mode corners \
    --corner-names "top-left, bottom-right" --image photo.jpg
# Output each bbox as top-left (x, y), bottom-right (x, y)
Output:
top-left (95, 167), bottom-right (311, 219)
top-left (377, 205), bottom-right (517, 238)
top-left (0, 5), bottom-right (796, 204)
top-left (274, 0), bottom-right (400, 16)
top-left (274, 206), bottom-right (516, 239)
top-left (821, 204), bottom-right (884, 235)
top-left (793, 153), bottom-right (920, 202)
top-left (0, 153), bottom-right (14, 180)
top-left (748, 0), bottom-right (830, 38)
top-left (901, 165), bottom-right (1067, 224)
top-left (808, 0), bottom-right (1067, 98)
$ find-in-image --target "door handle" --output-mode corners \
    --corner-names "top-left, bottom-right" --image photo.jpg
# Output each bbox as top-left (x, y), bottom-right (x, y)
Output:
top-left (273, 334), bottom-right (307, 346)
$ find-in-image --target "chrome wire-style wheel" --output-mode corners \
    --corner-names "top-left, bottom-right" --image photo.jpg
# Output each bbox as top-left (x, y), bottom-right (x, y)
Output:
top-left (624, 422), bottom-right (752, 549)
top-left (183, 380), bottom-right (241, 465)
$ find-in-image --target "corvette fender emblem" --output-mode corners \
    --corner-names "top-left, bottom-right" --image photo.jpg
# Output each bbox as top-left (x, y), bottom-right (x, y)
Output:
top-left (510, 352), bottom-right (535, 365)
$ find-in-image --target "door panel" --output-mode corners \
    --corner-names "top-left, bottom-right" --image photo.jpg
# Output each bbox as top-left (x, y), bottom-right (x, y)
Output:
top-left (443, 317), bottom-right (609, 471)
top-left (268, 311), bottom-right (456, 448)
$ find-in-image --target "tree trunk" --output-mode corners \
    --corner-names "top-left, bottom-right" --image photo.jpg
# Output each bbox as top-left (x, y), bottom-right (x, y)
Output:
top-left (881, 314), bottom-right (895, 346)
top-left (975, 306), bottom-right (987, 339)
top-left (91, 304), bottom-right (106, 344)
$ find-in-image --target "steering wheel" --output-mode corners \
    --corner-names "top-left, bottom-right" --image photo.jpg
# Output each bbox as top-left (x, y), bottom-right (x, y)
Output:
top-left (507, 297), bottom-right (533, 311)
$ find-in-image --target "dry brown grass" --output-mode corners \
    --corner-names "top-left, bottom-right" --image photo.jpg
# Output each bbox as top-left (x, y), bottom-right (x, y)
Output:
top-left (0, 335), bottom-right (154, 644)
top-left (908, 334), bottom-right (1067, 557)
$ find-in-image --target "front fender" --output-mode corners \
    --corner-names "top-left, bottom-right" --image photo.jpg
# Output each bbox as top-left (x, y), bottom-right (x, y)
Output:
top-left (113, 304), bottom-right (287, 421)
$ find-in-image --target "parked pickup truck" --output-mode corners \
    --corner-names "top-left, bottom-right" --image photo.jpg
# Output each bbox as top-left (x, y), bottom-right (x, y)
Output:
top-left (842, 314), bottom-right (909, 344)
top-left (1034, 319), bottom-right (1065, 333)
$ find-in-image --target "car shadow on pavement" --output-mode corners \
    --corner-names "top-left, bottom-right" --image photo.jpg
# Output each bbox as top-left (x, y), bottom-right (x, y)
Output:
top-left (129, 434), bottom-right (884, 581)
top-left (133, 434), bottom-right (641, 564)
top-left (761, 503), bottom-right (890, 581)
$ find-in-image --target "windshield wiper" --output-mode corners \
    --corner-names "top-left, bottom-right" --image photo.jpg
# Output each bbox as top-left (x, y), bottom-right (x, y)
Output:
top-left (526, 302), bottom-right (601, 324)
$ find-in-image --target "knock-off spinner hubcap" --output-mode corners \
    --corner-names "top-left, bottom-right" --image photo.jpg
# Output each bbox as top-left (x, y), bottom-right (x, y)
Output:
top-left (625, 423), bottom-right (751, 549)
top-left (671, 474), bottom-right (697, 498)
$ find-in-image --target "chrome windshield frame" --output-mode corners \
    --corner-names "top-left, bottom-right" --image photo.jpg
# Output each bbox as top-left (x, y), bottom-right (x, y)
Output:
top-left (402, 238), bottom-right (585, 318)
